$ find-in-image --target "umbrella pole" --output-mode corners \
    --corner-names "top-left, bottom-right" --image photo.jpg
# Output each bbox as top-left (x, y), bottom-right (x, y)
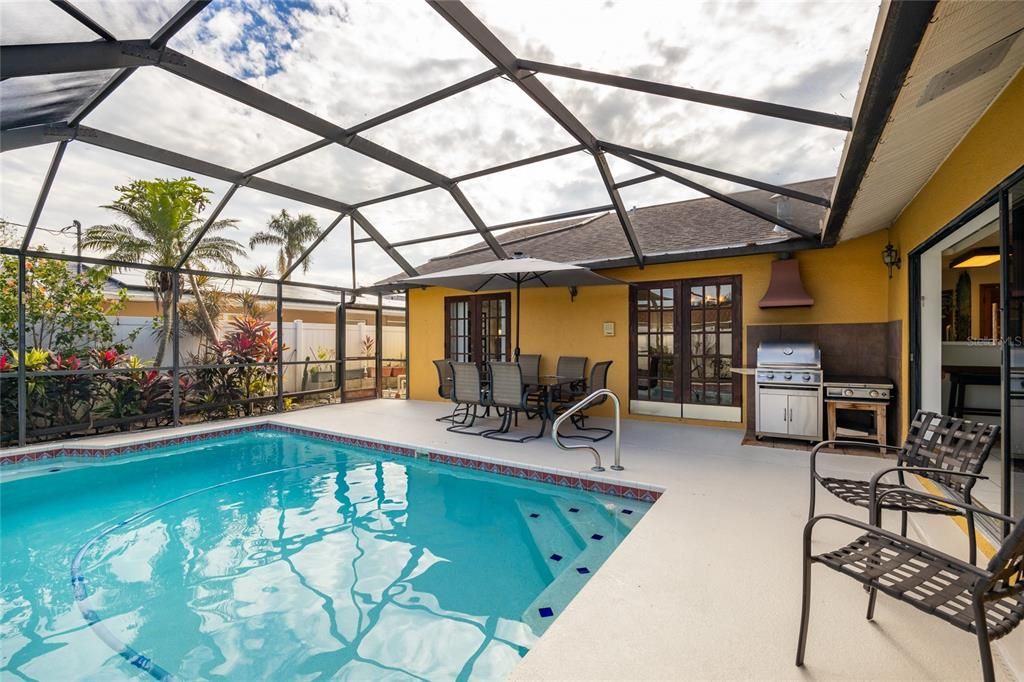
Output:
top-left (514, 279), bottom-right (521, 361)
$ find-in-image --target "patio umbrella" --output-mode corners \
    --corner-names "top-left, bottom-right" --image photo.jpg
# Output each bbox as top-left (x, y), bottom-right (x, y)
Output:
top-left (397, 257), bottom-right (623, 359)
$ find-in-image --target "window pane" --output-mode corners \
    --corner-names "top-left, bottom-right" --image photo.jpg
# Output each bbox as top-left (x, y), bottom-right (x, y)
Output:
top-left (690, 383), bottom-right (704, 402)
top-left (662, 310), bottom-right (674, 333)
top-left (661, 334), bottom-right (674, 354)
top-left (637, 310), bottom-right (650, 333)
top-left (720, 333), bottom-right (732, 356)
top-left (690, 286), bottom-right (703, 308)
top-left (720, 284), bottom-right (733, 305)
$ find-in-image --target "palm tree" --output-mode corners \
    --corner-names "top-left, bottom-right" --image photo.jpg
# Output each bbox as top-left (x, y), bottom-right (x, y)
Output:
top-left (83, 177), bottom-right (245, 364)
top-left (248, 210), bottom-right (321, 278)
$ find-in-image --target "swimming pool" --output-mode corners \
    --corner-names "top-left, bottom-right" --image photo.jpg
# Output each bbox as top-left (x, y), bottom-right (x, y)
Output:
top-left (1, 429), bottom-right (650, 680)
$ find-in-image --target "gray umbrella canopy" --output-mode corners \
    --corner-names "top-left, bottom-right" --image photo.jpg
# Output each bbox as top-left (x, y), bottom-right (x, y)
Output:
top-left (399, 257), bottom-right (621, 291)
top-left (396, 257), bottom-right (624, 359)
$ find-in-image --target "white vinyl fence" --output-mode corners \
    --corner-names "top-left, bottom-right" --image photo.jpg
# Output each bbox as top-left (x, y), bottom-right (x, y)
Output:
top-left (108, 316), bottom-right (405, 393)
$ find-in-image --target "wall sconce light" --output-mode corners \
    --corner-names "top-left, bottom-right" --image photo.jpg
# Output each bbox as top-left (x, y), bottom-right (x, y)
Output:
top-left (882, 242), bottom-right (901, 278)
top-left (568, 285), bottom-right (578, 302)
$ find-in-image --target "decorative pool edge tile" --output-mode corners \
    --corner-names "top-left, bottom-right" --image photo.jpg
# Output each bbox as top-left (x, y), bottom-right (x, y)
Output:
top-left (0, 421), bottom-right (662, 502)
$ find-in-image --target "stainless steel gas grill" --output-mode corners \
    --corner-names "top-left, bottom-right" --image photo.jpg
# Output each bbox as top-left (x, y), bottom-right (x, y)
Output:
top-left (755, 341), bottom-right (823, 442)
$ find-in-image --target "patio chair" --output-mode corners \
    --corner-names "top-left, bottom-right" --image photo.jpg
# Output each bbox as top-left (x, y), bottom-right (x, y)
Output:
top-left (433, 359), bottom-right (468, 424)
top-left (559, 361), bottom-right (614, 442)
top-left (446, 361), bottom-right (494, 435)
top-left (483, 362), bottom-right (545, 442)
top-left (797, 490), bottom-right (1023, 682)
top-left (809, 410), bottom-right (999, 563)
top-left (517, 354), bottom-right (541, 379)
top-left (552, 356), bottom-right (588, 403)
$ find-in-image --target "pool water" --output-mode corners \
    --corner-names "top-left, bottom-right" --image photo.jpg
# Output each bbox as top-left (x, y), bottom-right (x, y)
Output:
top-left (0, 431), bottom-right (649, 681)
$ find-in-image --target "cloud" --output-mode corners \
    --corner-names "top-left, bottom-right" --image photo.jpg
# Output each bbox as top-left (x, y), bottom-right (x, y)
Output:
top-left (1, 0), bottom-right (877, 285)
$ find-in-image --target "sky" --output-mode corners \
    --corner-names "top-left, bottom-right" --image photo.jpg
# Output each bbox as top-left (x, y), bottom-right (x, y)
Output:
top-left (0, 0), bottom-right (879, 288)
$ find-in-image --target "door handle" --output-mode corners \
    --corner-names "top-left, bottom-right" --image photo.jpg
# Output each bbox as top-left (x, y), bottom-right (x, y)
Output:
top-left (783, 408), bottom-right (787, 422)
top-left (788, 408), bottom-right (793, 421)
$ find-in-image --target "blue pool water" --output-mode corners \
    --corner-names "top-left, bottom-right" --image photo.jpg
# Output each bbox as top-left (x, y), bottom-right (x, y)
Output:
top-left (0, 431), bottom-right (649, 681)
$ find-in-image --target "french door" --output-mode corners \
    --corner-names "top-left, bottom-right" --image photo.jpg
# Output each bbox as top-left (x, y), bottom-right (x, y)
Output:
top-left (444, 293), bottom-right (511, 366)
top-left (630, 276), bottom-right (742, 407)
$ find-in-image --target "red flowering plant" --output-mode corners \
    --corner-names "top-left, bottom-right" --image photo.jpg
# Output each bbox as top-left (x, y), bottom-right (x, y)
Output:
top-left (186, 316), bottom-right (285, 418)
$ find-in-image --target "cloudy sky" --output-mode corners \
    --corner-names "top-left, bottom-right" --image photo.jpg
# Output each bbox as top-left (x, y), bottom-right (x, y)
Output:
top-left (0, 0), bottom-right (878, 288)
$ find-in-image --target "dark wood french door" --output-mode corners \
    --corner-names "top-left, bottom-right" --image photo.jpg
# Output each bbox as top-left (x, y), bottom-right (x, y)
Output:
top-left (630, 276), bottom-right (742, 406)
top-left (444, 293), bottom-right (511, 366)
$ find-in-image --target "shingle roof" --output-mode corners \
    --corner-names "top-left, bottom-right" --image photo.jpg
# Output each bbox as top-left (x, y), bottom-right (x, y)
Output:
top-left (383, 177), bottom-right (833, 282)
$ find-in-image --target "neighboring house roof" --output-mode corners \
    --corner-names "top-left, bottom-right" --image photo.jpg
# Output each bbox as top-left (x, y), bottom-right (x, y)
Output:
top-left (380, 177), bottom-right (833, 283)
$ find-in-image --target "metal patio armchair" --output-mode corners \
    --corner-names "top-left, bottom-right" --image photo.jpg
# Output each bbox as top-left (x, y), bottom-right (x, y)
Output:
top-left (433, 359), bottom-right (468, 424)
top-left (797, 490), bottom-right (1023, 682)
top-left (446, 361), bottom-right (494, 435)
top-left (483, 362), bottom-right (545, 442)
top-left (809, 410), bottom-right (999, 563)
top-left (558, 360), bottom-right (614, 442)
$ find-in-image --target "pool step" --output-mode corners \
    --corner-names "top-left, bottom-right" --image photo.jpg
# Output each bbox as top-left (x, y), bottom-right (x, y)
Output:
top-left (519, 499), bottom-right (626, 633)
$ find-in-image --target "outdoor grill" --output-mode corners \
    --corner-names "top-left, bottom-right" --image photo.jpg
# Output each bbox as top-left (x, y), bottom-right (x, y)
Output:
top-left (755, 341), bottom-right (823, 442)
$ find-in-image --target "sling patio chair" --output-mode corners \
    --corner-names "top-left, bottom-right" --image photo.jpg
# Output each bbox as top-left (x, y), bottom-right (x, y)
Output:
top-left (517, 354), bottom-right (541, 378)
top-left (446, 361), bottom-right (496, 436)
top-left (551, 356), bottom-right (587, 404)
top-left (809, 410), bottom-right (999, 563)
top-left (557, 360), bottom-right (614, 442)
top-left (797, 489), bottom-right (1023, 682)
top-left (433, 359), bottom-right (468, 424)
top-left (483, 361), bottom-right (545, 442)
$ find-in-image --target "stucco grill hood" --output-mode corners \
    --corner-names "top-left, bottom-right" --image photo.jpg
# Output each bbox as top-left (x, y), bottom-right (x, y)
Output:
top-left (759, 257), bottom-right (814, 308)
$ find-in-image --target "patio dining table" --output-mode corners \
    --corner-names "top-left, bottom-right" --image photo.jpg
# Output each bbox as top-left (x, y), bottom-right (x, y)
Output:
top-left (522, 374), bottom-right (580, 422)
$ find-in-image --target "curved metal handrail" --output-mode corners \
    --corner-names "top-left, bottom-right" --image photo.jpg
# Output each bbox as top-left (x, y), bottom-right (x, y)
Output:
top-left (551, 389), bottom-right (622, 472)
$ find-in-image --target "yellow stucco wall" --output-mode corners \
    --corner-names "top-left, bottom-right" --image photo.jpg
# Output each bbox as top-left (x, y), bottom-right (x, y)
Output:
top-left (409, 229), bottom-right (891, 424)
top-left (887, 69), bottom-right (1024, 434)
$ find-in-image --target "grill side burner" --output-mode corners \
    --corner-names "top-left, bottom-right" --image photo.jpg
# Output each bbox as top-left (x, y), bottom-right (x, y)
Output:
top-left (755, 341), bottom-right (823, 442)
top-left (823, 376), bottom-right (894, 403)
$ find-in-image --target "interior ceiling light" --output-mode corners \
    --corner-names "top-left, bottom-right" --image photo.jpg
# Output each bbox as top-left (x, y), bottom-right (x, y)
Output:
top-left (950, 246), bottom-right (1000, 268)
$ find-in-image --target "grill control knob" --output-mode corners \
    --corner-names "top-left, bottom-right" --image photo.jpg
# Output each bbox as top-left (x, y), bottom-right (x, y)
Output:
top-left (766, 372), bottom-right (774, 380)
top-left (843, 388), bottom-right (854, 397)
top-left (784, 373), bottom-right (792, 380)
top-left (802, 373), bottom-right (811, 381)
top-left (869, 390), bottom-right (879, 398)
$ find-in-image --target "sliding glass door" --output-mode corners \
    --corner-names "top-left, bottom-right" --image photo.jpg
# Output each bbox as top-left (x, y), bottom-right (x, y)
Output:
top-left (910, 168), bottom-right (1024, 527)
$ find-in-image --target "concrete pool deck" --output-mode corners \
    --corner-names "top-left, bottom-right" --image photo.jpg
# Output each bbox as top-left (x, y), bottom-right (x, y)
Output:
top-left (5, 399), bottom-right (1022, 680)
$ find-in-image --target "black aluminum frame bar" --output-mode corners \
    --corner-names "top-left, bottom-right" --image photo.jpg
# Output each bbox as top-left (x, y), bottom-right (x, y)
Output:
top-left (49, 0), bottom-right (117, 42)
top-left (599, 140), bottom-right (830, 207)
top-left (610, 149), bottom-right (820, 239)
top-left (517, 59), bottom-right (852, 131)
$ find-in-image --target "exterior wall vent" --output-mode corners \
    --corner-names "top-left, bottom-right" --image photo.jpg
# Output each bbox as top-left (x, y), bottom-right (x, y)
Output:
top-left (917, 30), bottom-right (1020, 107)
top-left (759, 257), bottom-right (814, 308)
